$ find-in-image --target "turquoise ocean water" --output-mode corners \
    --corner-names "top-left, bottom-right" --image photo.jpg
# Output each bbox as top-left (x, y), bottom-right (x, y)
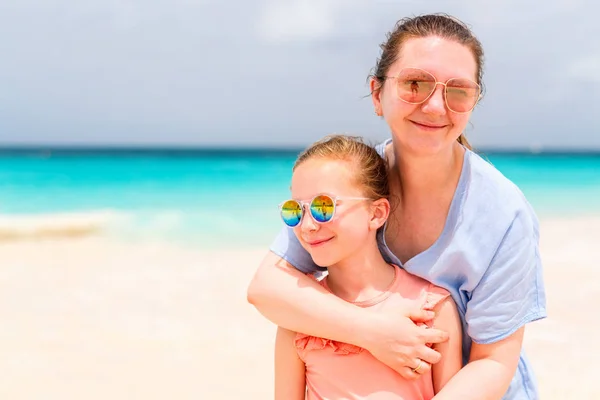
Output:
top-left (0, 148), bottom-right (599, 248)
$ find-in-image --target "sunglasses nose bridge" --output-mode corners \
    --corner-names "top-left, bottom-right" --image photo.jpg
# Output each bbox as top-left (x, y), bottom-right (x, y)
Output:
top-left (432, 81), bottom-right (447, 94)
top-left (299, 204), bottom-right (319, 231)
top-left (421, 82), bottom-right (447, 112)
top-left (299, 201), bottom-right (312, 214)
top-left (417, 80), bottom-right (445, 102)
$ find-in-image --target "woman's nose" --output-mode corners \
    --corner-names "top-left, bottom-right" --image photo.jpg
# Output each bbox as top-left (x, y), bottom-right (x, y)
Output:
top-left (422, 84), bottom-right (447, 115)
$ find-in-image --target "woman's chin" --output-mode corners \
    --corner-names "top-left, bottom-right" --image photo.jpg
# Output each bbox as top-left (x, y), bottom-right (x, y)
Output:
top-left (402, 139), bottom-right (453, 157)
top-left (394, 130), bottom-right (459, 156)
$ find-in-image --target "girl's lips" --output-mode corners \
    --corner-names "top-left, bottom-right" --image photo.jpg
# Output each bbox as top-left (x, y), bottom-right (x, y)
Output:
top-left (306, 237), bottom-right (334, 246)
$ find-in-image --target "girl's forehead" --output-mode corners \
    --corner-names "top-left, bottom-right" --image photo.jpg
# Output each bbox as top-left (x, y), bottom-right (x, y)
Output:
top-left (291, 158), bottom-right (359, 197)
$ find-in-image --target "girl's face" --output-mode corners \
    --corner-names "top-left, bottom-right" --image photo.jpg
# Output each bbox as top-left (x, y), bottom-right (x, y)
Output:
top-left (372, 36), bottom-right (479, 156)
top-left (290, 158), bottom-right (384, 267)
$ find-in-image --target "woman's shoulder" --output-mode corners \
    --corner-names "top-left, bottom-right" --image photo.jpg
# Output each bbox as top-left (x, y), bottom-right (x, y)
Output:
top-left (375, 138), bottom-right (392, 157)
top-left (462, 149), bottom-right (538, 226)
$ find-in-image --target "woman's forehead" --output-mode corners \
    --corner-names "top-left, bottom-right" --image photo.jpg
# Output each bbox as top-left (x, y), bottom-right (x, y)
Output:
top-left (390, 36), bottom-right (478, 80)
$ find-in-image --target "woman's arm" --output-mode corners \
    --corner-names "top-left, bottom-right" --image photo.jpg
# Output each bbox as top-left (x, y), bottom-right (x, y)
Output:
top-left (248, 251), bottom-right (449, 378)
top-left (432, 327), bottom-right (525, 400)
top-left (431, 298), bottom-right (463, 393)
top-left (432, 209), bottom-right (545, 398)
top-left (274, 327), bottom-right (306, 400)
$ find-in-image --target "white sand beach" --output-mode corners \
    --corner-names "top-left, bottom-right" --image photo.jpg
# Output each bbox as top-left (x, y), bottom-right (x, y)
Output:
top-left (0, 215), bottom-right (598, 399)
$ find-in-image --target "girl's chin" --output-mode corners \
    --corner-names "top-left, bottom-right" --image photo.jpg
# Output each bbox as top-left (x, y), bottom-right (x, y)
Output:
top-left (309, 250), bottom-right (340, 268)
top-left (311, 255), bottom-right (337, 268)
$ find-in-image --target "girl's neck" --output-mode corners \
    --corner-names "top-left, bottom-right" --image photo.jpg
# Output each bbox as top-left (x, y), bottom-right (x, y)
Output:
top-left (325, 242), bottom-right (395, 304)
top-left (391, 141), bottom-right (465, 196)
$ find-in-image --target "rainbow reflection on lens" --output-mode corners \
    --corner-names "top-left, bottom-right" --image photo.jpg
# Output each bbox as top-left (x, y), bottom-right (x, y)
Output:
top-left (310, 195), bottom-right (335, 223)
top-left (280, 199), bottom-right (303, 227)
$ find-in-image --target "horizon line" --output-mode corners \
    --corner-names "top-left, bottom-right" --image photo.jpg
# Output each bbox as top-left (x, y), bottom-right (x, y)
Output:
top-left (1, 144), bottom-right (600, 156)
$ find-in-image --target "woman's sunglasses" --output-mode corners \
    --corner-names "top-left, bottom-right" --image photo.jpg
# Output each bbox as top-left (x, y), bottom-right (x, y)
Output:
top-left (279, 194), bottom-right (370, 227)
top-left (383, 67), bottom-right (481, 113)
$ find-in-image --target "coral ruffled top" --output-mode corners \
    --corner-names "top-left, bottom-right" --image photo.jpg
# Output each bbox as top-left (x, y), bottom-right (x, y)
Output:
top-left (295, 264), bottom-right (450, 400)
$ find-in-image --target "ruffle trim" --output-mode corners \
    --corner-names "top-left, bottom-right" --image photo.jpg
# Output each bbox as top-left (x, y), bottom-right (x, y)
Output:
top-left (295, 333), bottom-right (363, 355)
top-left (418, 284), bottom-right (451, 330)
top-left (423, 284), bottom-right (451, 313)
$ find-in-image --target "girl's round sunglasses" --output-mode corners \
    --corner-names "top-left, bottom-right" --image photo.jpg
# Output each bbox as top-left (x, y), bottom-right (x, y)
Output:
top-left (279, 194), bottom-right (370, 227)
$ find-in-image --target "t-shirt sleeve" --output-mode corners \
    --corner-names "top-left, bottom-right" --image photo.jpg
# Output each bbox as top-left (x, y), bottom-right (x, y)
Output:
top-left (269, 226), bottom-right (323, 274)
top-left (465, 208), bottom-right (547, 344)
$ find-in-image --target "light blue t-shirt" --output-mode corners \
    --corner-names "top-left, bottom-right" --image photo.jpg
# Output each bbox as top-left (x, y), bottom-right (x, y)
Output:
top-left (270, 140), bottom-right (547, 400)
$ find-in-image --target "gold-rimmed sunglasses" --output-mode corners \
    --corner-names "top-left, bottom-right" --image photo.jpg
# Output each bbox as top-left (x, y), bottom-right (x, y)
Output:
top-left (382, 67), bottom-right (481, 114)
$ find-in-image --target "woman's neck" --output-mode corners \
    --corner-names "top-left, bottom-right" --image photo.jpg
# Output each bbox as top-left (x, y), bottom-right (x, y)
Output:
top-left (325, 242), bottom-right (395, 304)
top-left (390, 141), bottom-right (465, 196)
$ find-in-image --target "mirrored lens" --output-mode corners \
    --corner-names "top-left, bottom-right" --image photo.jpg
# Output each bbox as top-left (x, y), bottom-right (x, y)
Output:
top-left (280, 200), bottom-right (302, 227)
top-left (396, 68), bottom-right (436, 104)
top-left (310, 195), bottom-right (335, 223)
top-left (445, 78), bottom-right (480, 113)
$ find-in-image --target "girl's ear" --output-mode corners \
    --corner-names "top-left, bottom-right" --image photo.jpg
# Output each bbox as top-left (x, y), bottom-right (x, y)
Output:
top-left (369, 198), bottom-right (390, 231)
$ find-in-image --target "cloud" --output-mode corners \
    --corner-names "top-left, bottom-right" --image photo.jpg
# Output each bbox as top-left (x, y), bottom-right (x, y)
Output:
top-left (256, 0), bottom-right (338, 43)
top-left (568, 56), bottom-right (600, 84)
top-left (0, 0), bottom-right (598, 148)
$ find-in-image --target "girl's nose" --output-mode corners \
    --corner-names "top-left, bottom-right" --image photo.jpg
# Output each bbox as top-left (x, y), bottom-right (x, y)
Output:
top-left (300, 208), bottom-right (318, 232)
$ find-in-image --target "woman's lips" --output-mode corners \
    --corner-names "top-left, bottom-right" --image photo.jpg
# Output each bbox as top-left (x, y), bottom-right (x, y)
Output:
top-left (410, 120), bottom-right (448, 130)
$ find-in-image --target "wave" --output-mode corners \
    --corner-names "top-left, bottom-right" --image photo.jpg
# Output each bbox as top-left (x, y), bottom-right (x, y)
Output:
top-left (0, 210), bottom-right (130, 241)
top-left (0, 208), bottom-right (280, 246)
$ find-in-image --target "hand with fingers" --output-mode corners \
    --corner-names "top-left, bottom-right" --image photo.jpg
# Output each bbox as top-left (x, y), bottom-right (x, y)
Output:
top-left (361, 307), bottom-right (449, 379)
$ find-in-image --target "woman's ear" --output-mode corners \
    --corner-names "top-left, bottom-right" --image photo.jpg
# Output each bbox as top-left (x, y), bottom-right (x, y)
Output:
top-left (369, 198), bottom-right (390, 231)
top-left (370, 78), bottom-right (383, 116)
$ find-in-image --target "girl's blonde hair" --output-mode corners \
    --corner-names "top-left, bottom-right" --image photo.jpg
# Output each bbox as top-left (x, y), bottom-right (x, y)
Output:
top-left (293, 134), bottom-right (389, 200)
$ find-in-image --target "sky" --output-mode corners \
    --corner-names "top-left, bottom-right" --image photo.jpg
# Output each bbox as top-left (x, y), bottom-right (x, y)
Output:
top-left (0, 0), bottom-right (598, 150)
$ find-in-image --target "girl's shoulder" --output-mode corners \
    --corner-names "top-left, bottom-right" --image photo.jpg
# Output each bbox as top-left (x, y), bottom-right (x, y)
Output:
top-left (393, 266), bottom-right (451, 308)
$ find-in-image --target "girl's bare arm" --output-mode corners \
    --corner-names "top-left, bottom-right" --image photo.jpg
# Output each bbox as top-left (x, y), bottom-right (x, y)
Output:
top-left (274, 327), bottom-right (306, 400)
top-left (431, 298), bottom-right (463, 393)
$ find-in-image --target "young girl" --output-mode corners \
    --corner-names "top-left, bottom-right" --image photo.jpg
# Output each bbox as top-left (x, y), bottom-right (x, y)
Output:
top-left (274, 135), bottom-right (462, 400)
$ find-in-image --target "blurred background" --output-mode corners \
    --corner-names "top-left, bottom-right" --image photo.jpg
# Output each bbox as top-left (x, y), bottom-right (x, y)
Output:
top-left (0, 0), bottom-right (598, 399)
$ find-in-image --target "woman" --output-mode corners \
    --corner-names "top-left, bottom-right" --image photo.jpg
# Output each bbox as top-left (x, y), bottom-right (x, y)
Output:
top-left (248, 14), bottom-right (546, 399)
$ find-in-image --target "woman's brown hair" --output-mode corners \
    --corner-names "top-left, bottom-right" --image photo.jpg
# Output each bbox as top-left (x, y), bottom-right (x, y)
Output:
top-left (371, 13), bottom-right (485, 150)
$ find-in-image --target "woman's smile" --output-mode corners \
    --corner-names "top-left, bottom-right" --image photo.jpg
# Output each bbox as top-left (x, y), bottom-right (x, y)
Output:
top-left (409, 119), bottom-right (450, 131)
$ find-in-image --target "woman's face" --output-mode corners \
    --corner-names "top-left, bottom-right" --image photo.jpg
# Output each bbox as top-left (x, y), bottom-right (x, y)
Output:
top-left (372, 36), bottom-right (479, 156)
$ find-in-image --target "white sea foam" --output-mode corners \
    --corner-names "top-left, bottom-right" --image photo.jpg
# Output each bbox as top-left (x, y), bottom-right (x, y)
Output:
top-left (0, 207), bottom-right (280, 247)
top-left (0, 210), bottom-right (130, 241)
